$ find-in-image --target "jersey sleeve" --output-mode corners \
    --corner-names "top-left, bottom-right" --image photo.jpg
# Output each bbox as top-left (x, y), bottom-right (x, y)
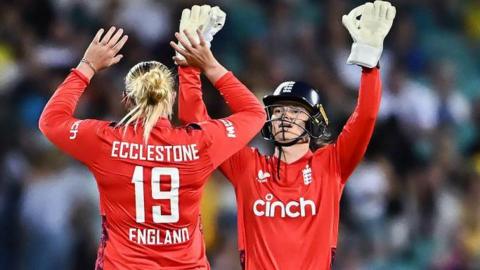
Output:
top-left (178, 66), bottom-right (211, 123)
top-left (38, 69), bottom-right (109, 165)
top-left (196, 71), bottom-right (266, 169)
top-left (218, 147), bottom-right (256, 187)
top-left (330, 67), bottom-right (382, 183)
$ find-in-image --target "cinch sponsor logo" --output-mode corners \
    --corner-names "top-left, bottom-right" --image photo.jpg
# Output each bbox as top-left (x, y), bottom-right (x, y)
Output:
top-left (253, 193), bottom-right (317, 218)
top-left (219, 119), bottom-right (236, 138)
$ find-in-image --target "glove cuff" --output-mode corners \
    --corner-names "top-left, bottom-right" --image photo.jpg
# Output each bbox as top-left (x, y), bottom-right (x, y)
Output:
top-left (347, 42), bottom-right (382, 68)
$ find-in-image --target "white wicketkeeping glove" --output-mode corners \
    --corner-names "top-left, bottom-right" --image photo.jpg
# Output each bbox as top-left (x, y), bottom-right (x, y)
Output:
top-left (342, 1), bottom-right (396, 68)
top-left (177, 5), bottom-right (226, 61)
top-left (203, 6), bottom-right (226, 45)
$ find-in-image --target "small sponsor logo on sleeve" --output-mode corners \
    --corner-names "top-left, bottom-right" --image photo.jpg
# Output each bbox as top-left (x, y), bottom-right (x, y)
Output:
top-left (69, 120), bottom-right (82, 140)
top-left (219, 119), bottom-right (236, 138)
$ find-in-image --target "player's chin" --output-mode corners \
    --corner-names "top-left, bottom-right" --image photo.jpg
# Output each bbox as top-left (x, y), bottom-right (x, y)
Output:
top-left (273, 131), bottom-right (302, 142)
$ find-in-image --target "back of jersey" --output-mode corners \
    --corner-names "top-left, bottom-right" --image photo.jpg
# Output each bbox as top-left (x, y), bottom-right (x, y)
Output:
top-left (89, 121), bottom-right (213, 269)
top-left (39, 69), bottom-right (265, 269)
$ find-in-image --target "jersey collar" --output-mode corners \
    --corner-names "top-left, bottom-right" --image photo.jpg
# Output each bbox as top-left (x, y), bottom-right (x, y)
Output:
top-left (275, 149), bottom-right (313, 165)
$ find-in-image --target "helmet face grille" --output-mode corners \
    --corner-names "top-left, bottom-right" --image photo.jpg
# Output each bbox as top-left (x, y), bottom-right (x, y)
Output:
top-left (261, 105), bottom-right (329, 145)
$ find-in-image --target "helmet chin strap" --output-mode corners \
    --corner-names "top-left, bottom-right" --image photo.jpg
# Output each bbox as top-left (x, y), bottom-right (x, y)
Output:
top-left (271, 115), bottom-right (310, 180)
top-left (273, 130), bottom-right (308, 181)
top-left (273, 130), bottom-right (308, 147)
top-left (272, 113), bottom-right (309, 147)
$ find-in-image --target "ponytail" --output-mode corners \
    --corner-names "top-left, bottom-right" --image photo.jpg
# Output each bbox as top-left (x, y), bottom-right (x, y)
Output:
top-left (117, 61), bottom-right (175, 143)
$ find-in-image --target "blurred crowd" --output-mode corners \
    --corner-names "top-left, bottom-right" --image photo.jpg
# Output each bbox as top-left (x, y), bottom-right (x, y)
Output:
top-left (1, 0), bottom-right (480, 269)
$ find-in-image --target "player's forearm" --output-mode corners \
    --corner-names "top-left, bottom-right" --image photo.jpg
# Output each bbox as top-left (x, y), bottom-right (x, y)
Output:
top-left (214, 71), bottom-right (266, 138)
top-left (76, 62), bottom-right (95, 80)
top-left (356, 67), bottom-right (382, 119)
top-left (336, 67), bottom-right (381, 180)
top-left (214, 72), bottom-right (264, 117)
top-left (340, 67), bottom-right (381, 140)
top-left (178, 66), bottom-right (212, 123)
top-left (203, 62), bottom-right (228, 84)
top-left (39, 69), bottom-right (89, 137)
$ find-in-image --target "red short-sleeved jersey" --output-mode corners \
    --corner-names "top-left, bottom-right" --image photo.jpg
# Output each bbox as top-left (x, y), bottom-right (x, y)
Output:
top-left (39, 68), bottom-right (265, 270)
top-left (178, 66), bottom-right (381, 270)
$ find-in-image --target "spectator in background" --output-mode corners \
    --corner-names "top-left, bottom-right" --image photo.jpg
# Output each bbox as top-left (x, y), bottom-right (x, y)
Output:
top-left (430, 60), bottom-right (471, 128)
top-left (464, 0), bottom-right (480, 42)
top-left (345, 155), bottom-right (392, 260)
top-left (379, 62), bottom-right (438, 132)
top-left (20, 141), bottom-right (98, 270)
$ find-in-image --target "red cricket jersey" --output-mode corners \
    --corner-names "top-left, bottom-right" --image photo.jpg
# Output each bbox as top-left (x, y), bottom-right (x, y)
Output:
top-left (39, 68), bottom-right (266, 270)
top-left (178, 66), bottom-right (381, 270)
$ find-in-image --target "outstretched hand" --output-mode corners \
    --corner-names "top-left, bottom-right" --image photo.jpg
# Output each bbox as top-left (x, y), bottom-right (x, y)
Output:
top-left (171, 29), bottom-right (227, 83)
top-left (342, 1), bottom-right (396, 68)
top-left (77, 27), bottom-right (128, 78)
top-left (175, 5), bottom-right (226, 62)
top-left (171, 29), bottom-right (218, 70)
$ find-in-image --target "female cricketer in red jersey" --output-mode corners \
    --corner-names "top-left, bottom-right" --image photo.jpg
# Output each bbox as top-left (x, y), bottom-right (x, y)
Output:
top-left (177, 1), bottom-right (396, 269)
top-left (38, 25), bottom-right (266, 269)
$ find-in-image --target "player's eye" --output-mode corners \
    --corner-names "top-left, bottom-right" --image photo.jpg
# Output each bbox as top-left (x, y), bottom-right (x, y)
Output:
top-left (291, 109), bottom-right (301, 114)
top-left (289, 106), bottom-right (306, 115)
top-left (272, 107), bottom-right (284, 115)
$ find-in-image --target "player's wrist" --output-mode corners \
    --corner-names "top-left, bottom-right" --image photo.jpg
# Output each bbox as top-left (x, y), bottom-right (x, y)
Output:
top-left (202, 59), bottom-right (220, 72)
top-left (76, 61), bottom-right (96, 80)
top-left (203, 61), bottom-right (227, 84)
top-left (347, 42), bottom-right (383, 68)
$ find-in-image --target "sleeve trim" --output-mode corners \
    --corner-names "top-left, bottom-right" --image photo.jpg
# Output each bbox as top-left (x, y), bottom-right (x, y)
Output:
top-left (71, 68), bottom-right (91, 84)
top-left (214, 71), bottom-right (234, 89)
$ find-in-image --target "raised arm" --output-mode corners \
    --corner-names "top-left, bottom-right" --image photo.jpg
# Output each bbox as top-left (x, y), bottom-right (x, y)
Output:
top-left (333, 1), bottom-right (395, 182)
top-left (175, 8), bottom-right (257, 184)
top-left (39, 27), bottom-right (128, 164)
top-left (176, 5), bottom-right (226, 124)
top-left (177, 61), bottom-right (258, 186)
top-left (171, 29), bottom-right (265, 168)
top-left (178, 66), bottom-right (211, 123)
top-left (201, 70), bottom-right (265, 168)
top-left (333, 67), bottom-right (381, 181)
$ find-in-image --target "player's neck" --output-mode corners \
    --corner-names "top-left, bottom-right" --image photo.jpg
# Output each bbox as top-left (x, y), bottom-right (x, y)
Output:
top-left (274, 142), bottom-right (310, 164)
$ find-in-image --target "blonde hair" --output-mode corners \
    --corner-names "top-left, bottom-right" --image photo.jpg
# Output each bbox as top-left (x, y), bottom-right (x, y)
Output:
top-left (117, 61), bottom-right (175, 143)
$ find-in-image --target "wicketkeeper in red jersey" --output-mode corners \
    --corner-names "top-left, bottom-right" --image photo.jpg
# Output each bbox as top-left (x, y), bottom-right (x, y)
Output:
top-left (38, 14), bottom-right (266, 269)
top-left (176, 1), bottom-right (396, 269)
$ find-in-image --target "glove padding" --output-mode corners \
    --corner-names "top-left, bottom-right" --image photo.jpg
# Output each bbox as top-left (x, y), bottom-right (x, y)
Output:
top-left (342, 1), bottom-right (396, 68)
top-left (203, 6), bottom-right (226, 44)
top-left (176, 5), bottom-right (226, 61)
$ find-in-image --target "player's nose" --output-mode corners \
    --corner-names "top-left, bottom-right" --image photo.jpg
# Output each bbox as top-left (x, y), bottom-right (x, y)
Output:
top-left (281, 111), bottom-right (294, 120)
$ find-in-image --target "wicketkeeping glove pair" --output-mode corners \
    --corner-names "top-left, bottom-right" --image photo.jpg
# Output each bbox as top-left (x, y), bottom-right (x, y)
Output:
top-left (175, 1), bottom-right (395, 69)
top-left (343, 0), bottom-right (396, 68)
top-left (176, 5), bottom-right (226, 61)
